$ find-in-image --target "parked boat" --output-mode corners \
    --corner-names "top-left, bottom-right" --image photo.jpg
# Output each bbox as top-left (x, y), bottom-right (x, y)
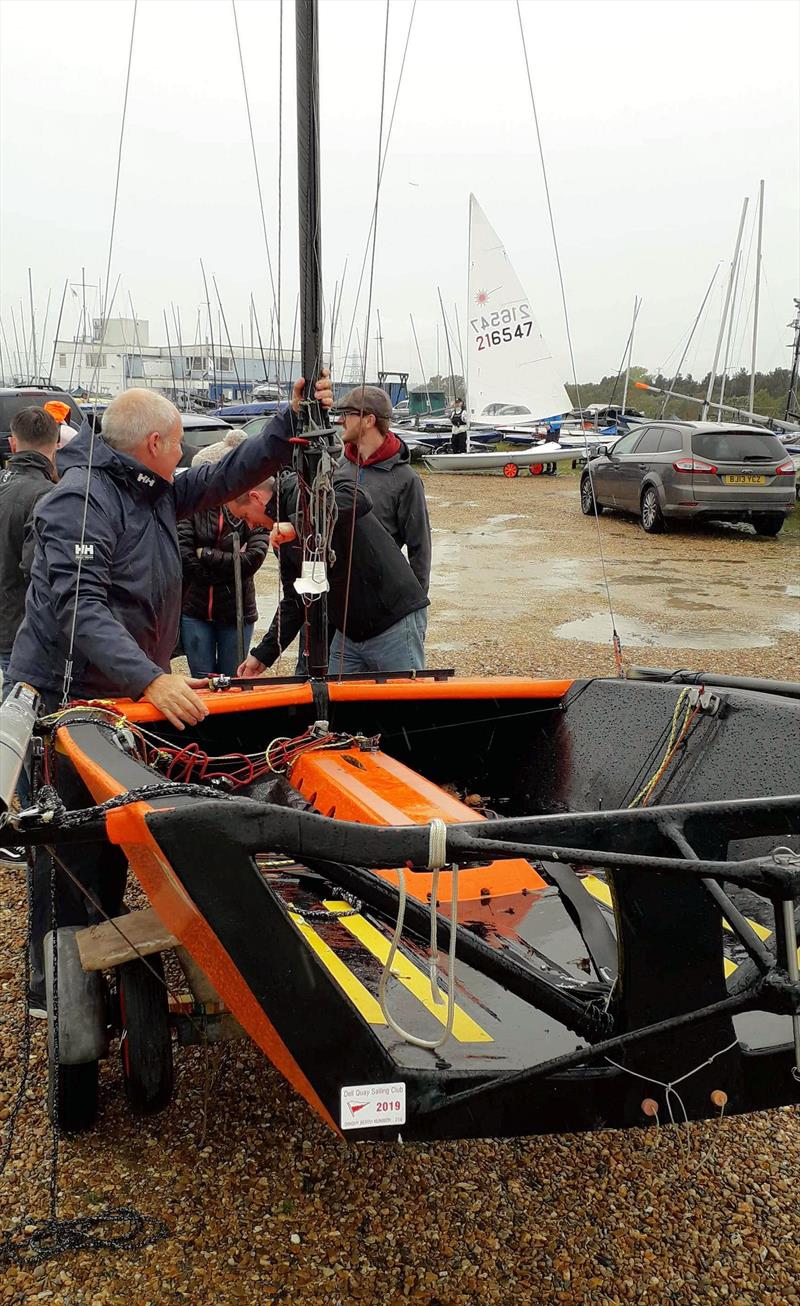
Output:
top-left (1, 0), bottom-right (798, 1148)
top-left (423, 440), bottom-right (576, 474)
top-left (467, 196), bottom-right (571, 432)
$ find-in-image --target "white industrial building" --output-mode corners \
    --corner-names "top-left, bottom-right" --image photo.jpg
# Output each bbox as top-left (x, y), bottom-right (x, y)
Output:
top-left (48, 317), bottom-right (302, 403)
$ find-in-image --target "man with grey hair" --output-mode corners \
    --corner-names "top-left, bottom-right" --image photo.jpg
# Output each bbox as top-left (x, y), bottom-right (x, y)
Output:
top-left (10, 378), bottom-right (330, 724)
top-left (8, 376), bottom-right (330, 1015)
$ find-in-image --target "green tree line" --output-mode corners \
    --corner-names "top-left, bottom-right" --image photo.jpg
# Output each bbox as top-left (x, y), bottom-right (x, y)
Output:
top-left (566, 366), bottom-right (794, 422)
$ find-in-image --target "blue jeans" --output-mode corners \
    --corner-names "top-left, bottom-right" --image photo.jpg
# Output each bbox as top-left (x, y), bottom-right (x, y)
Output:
top-left (180, 616), bottom-right (254, 677)
top-left (0, 651), bottom-right (31, 806)
top-left (328, 609), bottom-right (427, 675)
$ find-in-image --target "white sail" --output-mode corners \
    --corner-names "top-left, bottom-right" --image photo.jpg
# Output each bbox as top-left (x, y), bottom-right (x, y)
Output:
top-left (467, 194), bottom-right (571, 426)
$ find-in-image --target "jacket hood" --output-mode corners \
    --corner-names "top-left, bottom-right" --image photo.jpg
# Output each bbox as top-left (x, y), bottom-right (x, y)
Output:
top-left (55, 423), bottom-right (172, 501)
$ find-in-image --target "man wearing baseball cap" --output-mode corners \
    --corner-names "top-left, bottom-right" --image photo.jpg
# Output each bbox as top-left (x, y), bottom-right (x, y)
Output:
top-left (331, 386), bottom-right (431, 603)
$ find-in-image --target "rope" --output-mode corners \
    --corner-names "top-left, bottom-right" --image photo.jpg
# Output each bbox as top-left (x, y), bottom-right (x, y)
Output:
top-left (334, 0), bottom-right (393, 676)
top-left (62, 0), bottom-right (138, 703)
top-left (339, 0), bottom-right (417, 381)
top-left (378, 863), bottom-right (460, 1051)
top-left (0, 853), bottom-right (168, 1267)
top-left (231, 0), bottom-right (279, 314)
top-left (277, 0), bottom-right (284, 384)
top-left (628, 689), bottom-right (699, 809)
top-left (514, 0), bottom-right (623, 675)
top-left (606, 1037), bottom-right (739, 1137)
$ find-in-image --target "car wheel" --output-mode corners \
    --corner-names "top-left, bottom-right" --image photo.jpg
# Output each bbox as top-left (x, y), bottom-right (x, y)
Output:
top-left (580, 476), bottom-right (602, 515)
top-left (640, 486), bottom-right (665, 534)
top-left (751, 513), bottom-right (785, 538)
top-left (503, 462), bottom-right (519, 478)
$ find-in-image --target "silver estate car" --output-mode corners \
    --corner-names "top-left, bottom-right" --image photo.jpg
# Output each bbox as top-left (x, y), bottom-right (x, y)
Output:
top-left (580, 421), bottom-right (797, 537)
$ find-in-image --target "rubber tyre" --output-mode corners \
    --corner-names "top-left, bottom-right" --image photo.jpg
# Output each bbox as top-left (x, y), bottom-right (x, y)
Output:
top-left (640, 486), bottom-right (665, 534)
top-left (118, 954), bottom-right (174, 1116)
top-left (503, 462), bottom-right (519, 478)
top-left (751, 513), bottom-right (784, 538)
top-left (580, 476), bottom-right (601, 515)
top-left (48, 1059), bottom-right (99, 1134)
top-left (529, 462), bottom-right (544, 476)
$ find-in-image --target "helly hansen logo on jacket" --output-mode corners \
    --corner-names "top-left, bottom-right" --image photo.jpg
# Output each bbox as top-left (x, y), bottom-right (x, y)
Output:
top-left (137, 472), bottom-right (156, 486)
top-left (74, 543), bottom-right (94, 560)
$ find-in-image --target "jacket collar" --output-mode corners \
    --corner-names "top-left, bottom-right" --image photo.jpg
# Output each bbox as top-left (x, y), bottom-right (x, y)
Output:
top-left (56, 427), bottom-right (172, 502)
top-left (4, 449), bottom-right (55, 480)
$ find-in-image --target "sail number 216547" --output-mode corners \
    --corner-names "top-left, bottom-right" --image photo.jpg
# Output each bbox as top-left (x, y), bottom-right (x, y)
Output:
top-left (475, 320), bottom-right (533, 351)
top-left (471, 302), bottom-right (532, 350)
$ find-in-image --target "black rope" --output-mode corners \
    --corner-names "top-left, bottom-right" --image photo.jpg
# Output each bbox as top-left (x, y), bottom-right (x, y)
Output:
top-left (0, 855), bottom-right (168, 1268)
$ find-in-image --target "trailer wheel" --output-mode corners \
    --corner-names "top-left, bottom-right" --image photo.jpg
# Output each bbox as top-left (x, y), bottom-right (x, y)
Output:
top-left (529, 463), bottom-right (544, 476)
top-left (48, 1059), bottom-right (99, 1134)
top-left (118, 954), bottom-right (174, 1116)
top-left (503, 462), bottom-right (519, 478)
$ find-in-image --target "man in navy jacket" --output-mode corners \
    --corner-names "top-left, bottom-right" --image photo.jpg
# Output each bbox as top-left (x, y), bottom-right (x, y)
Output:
top-left (10, 377), bottom-right (331, 727)
top-left (9, 377), bottom-right (330, 1013)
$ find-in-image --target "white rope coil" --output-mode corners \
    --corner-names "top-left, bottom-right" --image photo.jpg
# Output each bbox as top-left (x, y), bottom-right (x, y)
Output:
top-left (427, 818), bottom-right (448, 870)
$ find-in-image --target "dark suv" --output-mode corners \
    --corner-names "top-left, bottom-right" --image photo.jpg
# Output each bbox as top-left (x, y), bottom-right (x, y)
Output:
top-left (0, 387), bottom-right (84, 465)
top-left (580, 421), bottom-right (796, 536)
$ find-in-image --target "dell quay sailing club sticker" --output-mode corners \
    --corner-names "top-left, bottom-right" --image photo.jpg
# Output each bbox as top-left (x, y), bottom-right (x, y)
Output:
top-left (341, 1082), bottom-right (406, 1129)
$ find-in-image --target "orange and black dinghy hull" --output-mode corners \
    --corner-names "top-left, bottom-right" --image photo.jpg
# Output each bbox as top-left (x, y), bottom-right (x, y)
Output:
top-left (26, 674), bottom-right (800, 1138)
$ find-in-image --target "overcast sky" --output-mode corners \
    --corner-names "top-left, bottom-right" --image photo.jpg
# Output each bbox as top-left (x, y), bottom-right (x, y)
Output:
top-left (1, 0), bottom-right (798, 388)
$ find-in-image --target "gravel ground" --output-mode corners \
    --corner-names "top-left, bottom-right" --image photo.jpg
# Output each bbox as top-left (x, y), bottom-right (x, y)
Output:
top-left (0, 471), bottom-right (798, 1304)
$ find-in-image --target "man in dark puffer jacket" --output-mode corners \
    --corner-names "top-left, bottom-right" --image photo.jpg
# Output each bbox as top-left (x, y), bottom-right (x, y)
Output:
top-left (178, 435), bottom-right (270, 675)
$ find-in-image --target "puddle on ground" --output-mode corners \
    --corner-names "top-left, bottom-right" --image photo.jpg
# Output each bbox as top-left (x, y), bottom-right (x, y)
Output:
top-left (486, 514), bottom-right (528, 526)
top-left (554, 613), bottom-right (774, 650)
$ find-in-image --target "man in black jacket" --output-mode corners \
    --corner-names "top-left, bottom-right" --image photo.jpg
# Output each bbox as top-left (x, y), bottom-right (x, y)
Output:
top-left (0, 407), bottom-right (58, 694)
top-left (227, 469), bottom-right (429, 676)
top-left (333, 386), bottom-right (431, 594)
top-left (0, 407), bottom-right (58, 853)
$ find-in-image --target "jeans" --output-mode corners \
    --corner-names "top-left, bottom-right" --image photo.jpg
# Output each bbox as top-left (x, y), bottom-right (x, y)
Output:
top-left (180, 616), bottom-right (254, 677)
top-left (328, 608), bottom-right (427, 675)
top-left (0, 650), bottom-right (31, 807)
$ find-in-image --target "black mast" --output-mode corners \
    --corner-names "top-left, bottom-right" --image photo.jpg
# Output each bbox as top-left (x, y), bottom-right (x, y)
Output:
top-left (295, 0), bottom-right (332, 677)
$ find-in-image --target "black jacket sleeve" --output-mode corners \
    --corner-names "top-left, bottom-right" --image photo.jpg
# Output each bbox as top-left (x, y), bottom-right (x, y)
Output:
top-left (396, 474), bottom-right (431, 592)
top-left (177, 517), bottom-right (203, 580)
top-left (173, 408), bottom-right (295, 520)
top-left (251, 546), bottom-right (305, 667)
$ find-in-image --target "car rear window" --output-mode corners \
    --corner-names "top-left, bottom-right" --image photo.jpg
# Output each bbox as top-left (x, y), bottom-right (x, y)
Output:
top-left (183, 423), bottom-right (232, 446)
top-left (692, 430), bottom-right (786, 462)
top-left (0, 392), bottom-right (82, 432)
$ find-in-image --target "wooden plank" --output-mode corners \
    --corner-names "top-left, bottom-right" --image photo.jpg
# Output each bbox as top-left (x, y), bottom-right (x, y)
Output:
top-left (175, 948), bottom-right (244, 1039)
top-left (76, 906), bottom-right (178, 972)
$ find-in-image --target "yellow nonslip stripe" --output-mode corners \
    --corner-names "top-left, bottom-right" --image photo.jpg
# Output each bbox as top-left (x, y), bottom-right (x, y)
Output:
top-left (289, 912), bottom-right (386, 1025)
top-left (581, 876), bottom-right (780, 976)
top-left (323, 901), bottom-right (493, 1043)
